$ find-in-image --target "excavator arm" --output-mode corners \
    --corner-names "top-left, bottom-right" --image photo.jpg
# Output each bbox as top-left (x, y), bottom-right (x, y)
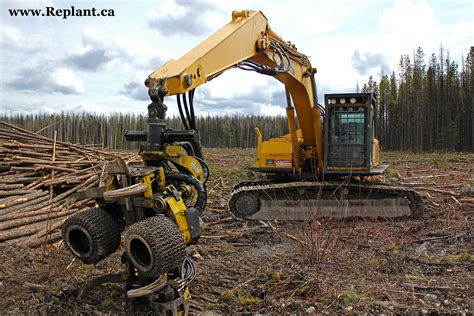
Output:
top-left (145, 10), bottom-right (324, 171)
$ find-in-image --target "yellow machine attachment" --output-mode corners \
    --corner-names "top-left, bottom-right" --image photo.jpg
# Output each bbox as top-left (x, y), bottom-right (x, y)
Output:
top-left (63, 143), bottom-right (206, 314)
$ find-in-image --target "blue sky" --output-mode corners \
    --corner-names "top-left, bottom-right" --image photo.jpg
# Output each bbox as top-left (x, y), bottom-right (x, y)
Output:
top-left (0, 0), bottom-right (472, 117)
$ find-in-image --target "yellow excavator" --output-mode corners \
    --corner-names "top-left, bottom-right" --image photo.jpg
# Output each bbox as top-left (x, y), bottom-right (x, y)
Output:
top-left (61, 10), bottom-right (422, 315)
top-left (146, 10), bottom-right (422, 220)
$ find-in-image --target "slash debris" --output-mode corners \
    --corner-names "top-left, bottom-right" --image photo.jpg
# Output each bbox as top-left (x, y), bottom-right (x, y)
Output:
top-left (0, 136), bottom-right (473, 314)
top-left (0, 121), bottom-right (139, 246)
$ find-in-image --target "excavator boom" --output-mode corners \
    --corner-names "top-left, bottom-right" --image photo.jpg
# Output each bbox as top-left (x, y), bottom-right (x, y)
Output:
top-left (146, 10), bottom-right (323, 170)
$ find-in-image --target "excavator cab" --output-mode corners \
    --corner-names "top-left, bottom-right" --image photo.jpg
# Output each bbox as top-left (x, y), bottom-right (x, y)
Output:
top-left (324, 93), bottom-right (387, 176)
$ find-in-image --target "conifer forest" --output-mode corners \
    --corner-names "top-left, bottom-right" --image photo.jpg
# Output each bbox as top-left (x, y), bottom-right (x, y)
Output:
top-left (2, 47), bottom-right (472, 152)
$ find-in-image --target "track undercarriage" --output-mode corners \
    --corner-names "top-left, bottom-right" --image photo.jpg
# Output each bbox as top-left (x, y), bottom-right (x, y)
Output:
top-left (229, 179), bottom-right (423, 220)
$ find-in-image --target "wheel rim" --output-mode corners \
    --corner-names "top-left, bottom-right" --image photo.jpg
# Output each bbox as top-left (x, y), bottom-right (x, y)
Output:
top-left (65, 225), bottom-right (93, 259)
top-left (127, 234), bottom-right (154, 272)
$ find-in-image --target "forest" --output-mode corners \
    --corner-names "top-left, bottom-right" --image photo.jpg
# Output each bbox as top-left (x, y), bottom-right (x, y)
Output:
top-left (1, 46), bottom-right (472, 152)
top-left (0, 113), bottom-right (289, 150)
top-left (361, 46), bottom-right (473, 152)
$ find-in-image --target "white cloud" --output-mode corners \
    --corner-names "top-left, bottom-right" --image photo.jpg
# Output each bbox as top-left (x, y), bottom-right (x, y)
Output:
top-left (65, 102), bottom-right (108, 114)
top-left (308, 0), bottom-right (472, 93)
top-left (148, 0), bottom-right (222, 37)
top-left (0, 0), bottom-right (53, 9)
top-left (82, 26), bottom-right (104, 46)
top-left (0, 25), bottom-right (40, 51)
top-left (51, 68), bottom-right (85, 94)
top-left (379, 0), bottom-right (438, 35)
top-left (201, 69), bottom-right (276, 100)
top-left (114, 35), bottom-right (170, 69)
top-left (6, 63), bottom-right (85, 95)
top-left (40, 106), bottom-right (55, 114)
top-left (260, 104), bottom-right (286, 116)
top-left (374, 0), bottom-right (470, 62)
top-left (64, 27), bottom-right (171, 73)
top-left (66, 48), bottom-right (113, 71)
top-left (120, 72), bottom-right (150, 101)
top-left (0, 26), bottom-right (24, 48)
top-left (352, 50), bottom-right (391, 76)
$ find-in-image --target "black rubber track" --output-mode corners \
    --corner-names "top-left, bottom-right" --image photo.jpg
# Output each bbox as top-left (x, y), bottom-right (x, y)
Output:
top-left (124, 216), bottom-right (186, 278)
top-left (62, 207), bottom-right (121, 264)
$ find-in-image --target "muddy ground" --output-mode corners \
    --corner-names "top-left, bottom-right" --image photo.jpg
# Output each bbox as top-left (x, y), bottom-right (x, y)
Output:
top-left (0, 149), bottom-right (473, 314)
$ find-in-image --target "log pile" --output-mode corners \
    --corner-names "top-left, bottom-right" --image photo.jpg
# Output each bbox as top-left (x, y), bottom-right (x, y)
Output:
top-left (0, 121), bottom-right (139, 247)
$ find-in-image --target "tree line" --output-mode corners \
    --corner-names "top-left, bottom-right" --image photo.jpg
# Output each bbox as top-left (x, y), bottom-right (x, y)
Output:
top-left (362, 46), bottom-right (473, 152)
top-left (0, 113), bottom-right (289, 150)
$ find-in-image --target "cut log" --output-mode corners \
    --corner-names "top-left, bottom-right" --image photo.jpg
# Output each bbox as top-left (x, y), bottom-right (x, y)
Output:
top-left (0, 121), bottom-right (134, 247)
top-left (0, 205), bottom-right (64, 222)
top-left (0, 184), bottom-right (24, 190)
top-left (19, 217), bottom-right (70, 247)
top-left (0, 208), bottom-right (77, 231)
top-left (0, 189), bottom-right (37, 197)
top-left (0, 219), bottom-right (51, 241)
top-left (0, 190), bottom-right (47, 209)
top-left (0, 194), bottom-right (51, 216)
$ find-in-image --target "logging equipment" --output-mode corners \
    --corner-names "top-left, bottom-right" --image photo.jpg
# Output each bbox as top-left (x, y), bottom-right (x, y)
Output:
top-left (62, 10), bottom-right (423, 315)
top-left (145, 10), bottom-right (423, 220)
top-left (62, 82), bottom-right (207, 314)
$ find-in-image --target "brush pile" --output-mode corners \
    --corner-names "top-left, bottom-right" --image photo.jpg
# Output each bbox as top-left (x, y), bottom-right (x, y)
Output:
top-left (0, 121), bottom-right (139, 247)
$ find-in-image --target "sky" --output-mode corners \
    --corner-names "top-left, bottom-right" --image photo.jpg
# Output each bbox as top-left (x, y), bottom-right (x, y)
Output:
top-left (0, 0), bottom-right (472, 117)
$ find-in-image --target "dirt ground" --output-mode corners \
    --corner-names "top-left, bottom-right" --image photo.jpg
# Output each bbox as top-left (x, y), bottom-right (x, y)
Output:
top-left (0, 149), bottom-right (473, 314)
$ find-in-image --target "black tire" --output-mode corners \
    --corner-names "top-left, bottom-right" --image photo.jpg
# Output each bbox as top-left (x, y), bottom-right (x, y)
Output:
top-left (229, 192), bottom-right (259, 217)
top-left (124, 216), bottom-right (186, 278)
top-left (62, 207), bottom-right (121, 264)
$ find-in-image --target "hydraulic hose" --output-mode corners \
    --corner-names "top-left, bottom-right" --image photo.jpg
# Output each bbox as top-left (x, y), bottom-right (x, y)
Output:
top-left (193, 156), bottom-right (209, 184)
top-left (165, 173), bottom-right (206, 214)
top-left (176, 95), bottom-right (190, 130)
top-left (189, 89), bottom-right (196, 130)
top-left (182, 94), bottom-right (193, 130)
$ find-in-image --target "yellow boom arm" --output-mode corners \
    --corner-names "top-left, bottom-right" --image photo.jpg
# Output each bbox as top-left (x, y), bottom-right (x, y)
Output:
top-left (145, 10), bottom-right (324, 170)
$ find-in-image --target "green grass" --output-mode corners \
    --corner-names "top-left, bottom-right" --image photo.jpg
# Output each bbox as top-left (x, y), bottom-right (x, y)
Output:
top-left (383, 167), bottom-right (400, 178)
top-left (338, 290), bottom-right (360, 305)
top-left (219, 288), bottom-right (262, 306)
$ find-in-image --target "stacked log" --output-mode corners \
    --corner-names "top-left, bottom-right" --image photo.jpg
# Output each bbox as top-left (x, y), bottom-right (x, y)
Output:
top-left (0, 121), bottom-right (140, 247)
